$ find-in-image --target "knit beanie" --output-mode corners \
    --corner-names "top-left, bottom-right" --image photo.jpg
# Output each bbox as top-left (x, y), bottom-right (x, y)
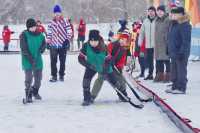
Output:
top-left (53, 5), bottom-right (62, 13)
top-left (171, 7), bottom-right (185, 15)
top-left (89, 30), bottom-right (100, 41)
top-left (157, 5), bottom-right (166, 12)
top-left (26, 18), bottom-right (37, 29)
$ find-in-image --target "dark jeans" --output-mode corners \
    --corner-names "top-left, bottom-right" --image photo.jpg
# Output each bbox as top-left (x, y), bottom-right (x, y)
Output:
top-left (144, 48), bottom-right (154, 76)
top-left (77, 35), bottom-right (85, 49)
top-left (50, 48), bottom-right (67, 78)
top-left (4, 44), bottom-right (9, 51)
top-left (138, 57), bottom-right (145, 75)
top-left (155, 60), bottom-right (170, 73)
top-left (171, 57), bottom-right (188, 92)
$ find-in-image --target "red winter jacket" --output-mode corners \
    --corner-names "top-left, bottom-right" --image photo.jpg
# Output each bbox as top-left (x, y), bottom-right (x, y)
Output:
top-left (107, 41), bottom-right (127, 70)
top-left (36, 24), bottom-right (46, 34)
top-left (2, 28), bottom-right (13, 44)
top-left (78, 19), bottom-right (86, 36)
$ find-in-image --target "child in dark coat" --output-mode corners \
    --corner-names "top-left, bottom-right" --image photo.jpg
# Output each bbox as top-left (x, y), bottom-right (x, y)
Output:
top-left (78, 30), bottom-right (127, 106)
top-left (20, 18), bottom-right (46, 103)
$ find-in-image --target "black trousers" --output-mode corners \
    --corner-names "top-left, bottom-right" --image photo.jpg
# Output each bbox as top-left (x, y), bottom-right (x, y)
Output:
top-left (171, 57), bottom-right (188, 92)
top-left (50, 48), bottom-right (67, 78)
top-left (144, 48), bottom-right (154, 76)
top-left (155, 60), bottom-right (170, 73)
top-left (138, 57), bottom-right (145, 75)
top-left (4, 44), bottom-right (9, 51)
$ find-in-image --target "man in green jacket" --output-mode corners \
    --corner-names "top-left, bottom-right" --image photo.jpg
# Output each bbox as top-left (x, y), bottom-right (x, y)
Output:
top-left (20, 18), bottom-right (46, 103)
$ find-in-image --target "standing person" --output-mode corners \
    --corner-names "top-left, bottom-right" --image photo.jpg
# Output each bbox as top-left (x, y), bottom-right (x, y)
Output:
top-left (77, 18), bottom-right (86, 50)
top-left (165, 7), bottom-right (191, 94)
top-left (154, 5), bottom-right (171, 82)
top-left (68, 18), bottom-right (74, 51)
top-left (36, 20), bottom-right (47, 36)
top-left (131, 22), bottom-right (146, 78)
top-left (20, 18), bottom-right (46, 103)
top-left (78, 30), bottom-right (128, 106)
top-left (138, 6), bottom-right (157, 80)
top-left (118, 19), bottom-right (132, 72)
top-left (2, 25), bottom-right (14, 51)
top-left (47, 5), bottom-right (72, 82)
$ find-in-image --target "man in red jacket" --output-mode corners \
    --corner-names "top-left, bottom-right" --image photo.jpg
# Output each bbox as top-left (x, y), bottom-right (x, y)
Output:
top-left (77, 18), bottom-right (86, 50)
top-left (2, 25), bottom-right (14, 51)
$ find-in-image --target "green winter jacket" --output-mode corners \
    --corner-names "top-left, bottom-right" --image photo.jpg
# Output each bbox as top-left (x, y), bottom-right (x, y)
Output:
top-left (20, 30), bottom-right (46, 70)
top-left (80, 42), bottom-right (113, 73)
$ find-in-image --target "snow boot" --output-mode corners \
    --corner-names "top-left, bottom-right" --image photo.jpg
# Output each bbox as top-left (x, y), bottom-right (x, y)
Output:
top-left (82, 90), bottom-right (92, 106)
top-left (144, 74), bottom-right (153, 80)
top-left (25, 89), bottom-right (33, 103)
top-left (154, 72), bottom-right (164, 82)
top-left (163, 72), bottom-right (171, 83)
top-left (32, 87), bottom-right (42, 100)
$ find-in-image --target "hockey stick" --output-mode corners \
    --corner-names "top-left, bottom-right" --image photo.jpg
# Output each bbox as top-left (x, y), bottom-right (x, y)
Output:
top-left (114, 66), bottom-right (152, 103)
top-left (112, 85), bottom-right (144, 109)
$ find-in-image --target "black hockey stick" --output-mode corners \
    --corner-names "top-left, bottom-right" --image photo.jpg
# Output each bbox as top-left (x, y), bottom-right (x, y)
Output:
top-left (112, 86), bottom-right (144, 109)
top-left (114, 66), bottom-right (152, 103)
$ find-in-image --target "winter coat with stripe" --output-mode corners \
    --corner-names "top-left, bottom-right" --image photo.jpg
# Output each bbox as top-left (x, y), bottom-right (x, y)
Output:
top-left (47, 16), bottom-right (72, 48)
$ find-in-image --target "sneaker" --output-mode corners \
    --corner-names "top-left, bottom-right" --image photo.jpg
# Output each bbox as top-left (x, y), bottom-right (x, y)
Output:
top-left (135, 73), bottom-right (144, 79)
top-left (165, 88), bottom-right (174, 93)
top-left (144, 75), bottom-right (153, 80)
top-left (82, 100), bottom-right (91, 106)
top-left (33, 93), bottom-right (42, 100)
top-left (165, 89), bottom-right (185, 94)
top-left (49, 77), bottom-right (57, 82)
top-left (59, 76), bottom-right (64, 81)
top-left (171, 90), bottom-right (185, 94)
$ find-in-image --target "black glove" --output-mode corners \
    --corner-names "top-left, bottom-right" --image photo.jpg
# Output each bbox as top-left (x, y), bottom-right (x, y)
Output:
top-left (102, 55), bottom-right (113, 74)
top-left (176, 53), bottom-right (184, 60)
top-left (46, 44), bottom-right (51, 50)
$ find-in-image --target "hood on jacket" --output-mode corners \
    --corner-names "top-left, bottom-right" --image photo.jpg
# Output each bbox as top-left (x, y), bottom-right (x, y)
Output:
top-left (177, 14), bottom-right (190, 24)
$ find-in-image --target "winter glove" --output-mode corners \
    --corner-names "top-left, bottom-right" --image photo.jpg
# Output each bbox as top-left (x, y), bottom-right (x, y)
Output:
top-left (46, 44), bottom-right (51, 50)
top-left (104, 55), bottom-right (113, 65)
top-left (102, 55), bottom-right (113, 74)
top-left (176, 53), bottom-right (184, 60)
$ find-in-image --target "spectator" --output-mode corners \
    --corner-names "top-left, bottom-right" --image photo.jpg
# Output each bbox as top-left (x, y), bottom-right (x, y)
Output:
top-left (2, 25), bottom-right (14, 51)
top-left (68, 18), bottom-right (74, 51)
top-left (138, 6), bottom-right (157, 80)
top-left (77, 18), bottom-right (86, 50)
top-left (36, 20), bottom-right (47, 36)
top-left (165, 7), bottom-right (191, 94)
top-left (154, 5), bottom-right (171, 82)
top-left (47, 5), bottom-right (72, 82)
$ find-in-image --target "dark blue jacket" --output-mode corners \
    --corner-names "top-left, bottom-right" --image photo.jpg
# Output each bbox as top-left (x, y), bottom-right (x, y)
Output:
top-left (167, 15), bottom-right (192, 59)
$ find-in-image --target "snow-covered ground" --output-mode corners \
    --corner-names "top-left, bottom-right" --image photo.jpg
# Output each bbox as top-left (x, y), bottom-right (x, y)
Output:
top-left (0, 54), bottom-right (183, 133)
top-left (132, 60), bottom-right (200, 129)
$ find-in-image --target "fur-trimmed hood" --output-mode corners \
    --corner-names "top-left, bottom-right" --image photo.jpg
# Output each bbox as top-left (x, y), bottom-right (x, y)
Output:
top-left (178, 14), bottom-right (190, 24)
